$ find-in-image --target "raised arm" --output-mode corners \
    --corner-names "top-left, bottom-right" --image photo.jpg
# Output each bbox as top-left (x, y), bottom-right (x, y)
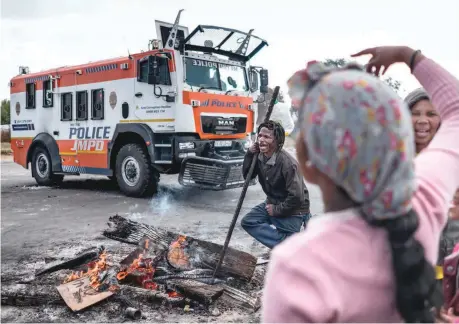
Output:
top-left (352, 46), bottom-right (459, 231)
top-left (411, 55), bottom-right (459, 233)
top-left (410, 52), bottom-right (459, 124)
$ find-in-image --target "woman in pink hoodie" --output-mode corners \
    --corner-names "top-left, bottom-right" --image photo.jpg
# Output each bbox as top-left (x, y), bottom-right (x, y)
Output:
top-left (262, 46), bottom-right (459, 322)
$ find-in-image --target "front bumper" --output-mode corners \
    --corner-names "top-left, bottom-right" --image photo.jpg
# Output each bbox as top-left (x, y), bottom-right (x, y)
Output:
top-left (178, 156), bottom-right (257, 190)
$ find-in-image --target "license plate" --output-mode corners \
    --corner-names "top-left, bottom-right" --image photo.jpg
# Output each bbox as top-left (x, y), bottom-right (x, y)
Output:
top-left (214, 140), bottom-right (232, 147)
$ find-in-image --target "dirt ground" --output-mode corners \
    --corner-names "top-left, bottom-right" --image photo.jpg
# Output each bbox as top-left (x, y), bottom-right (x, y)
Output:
top-left (1, 238), bottom-right (265, 323)
top-left (1, 148), bottom-right (324, 323)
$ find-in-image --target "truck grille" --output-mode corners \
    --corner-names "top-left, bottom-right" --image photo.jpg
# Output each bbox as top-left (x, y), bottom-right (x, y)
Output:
top-left (178, 156), bottom-right (257, 190)
top-left (201, 115), bottom-right (247, 135)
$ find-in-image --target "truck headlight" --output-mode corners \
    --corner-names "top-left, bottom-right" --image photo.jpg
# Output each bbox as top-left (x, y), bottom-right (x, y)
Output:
top-left (243, 137), bottom-right (252, 150)
top-left (179, 142), bottom-right (195, 150)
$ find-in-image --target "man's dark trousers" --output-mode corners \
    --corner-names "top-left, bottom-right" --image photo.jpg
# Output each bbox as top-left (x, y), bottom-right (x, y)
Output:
top-left (241, 202), bottom-right (312, 249)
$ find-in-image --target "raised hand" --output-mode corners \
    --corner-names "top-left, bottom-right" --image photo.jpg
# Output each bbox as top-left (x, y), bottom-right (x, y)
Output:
top-left (351, 46), bottom-right (420, 76)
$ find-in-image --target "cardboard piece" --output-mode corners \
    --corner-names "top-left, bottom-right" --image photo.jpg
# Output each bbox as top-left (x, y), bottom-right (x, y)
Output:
top-left (56, 276), bottom-right (113, 311)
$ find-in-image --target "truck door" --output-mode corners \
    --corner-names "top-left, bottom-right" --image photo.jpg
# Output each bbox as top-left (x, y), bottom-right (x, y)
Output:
top-left (58, 82), bottom-right (77, 172)
top-left (133, 53), bottom-right (176, 132)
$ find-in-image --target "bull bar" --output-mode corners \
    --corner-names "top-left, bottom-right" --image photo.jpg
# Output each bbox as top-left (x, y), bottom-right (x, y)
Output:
top-left (178, 156), bottom-right (257, 190)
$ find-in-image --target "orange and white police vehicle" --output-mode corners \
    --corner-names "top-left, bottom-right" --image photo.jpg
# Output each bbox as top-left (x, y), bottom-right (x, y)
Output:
top-left (9, 10), bottom-right (270, 197)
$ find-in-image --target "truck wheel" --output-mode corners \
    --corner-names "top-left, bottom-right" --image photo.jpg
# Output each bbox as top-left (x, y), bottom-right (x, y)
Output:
top-left (31, 147), bottom-right (64, 186)
top-left (115, 143), bottom-right (158, 197)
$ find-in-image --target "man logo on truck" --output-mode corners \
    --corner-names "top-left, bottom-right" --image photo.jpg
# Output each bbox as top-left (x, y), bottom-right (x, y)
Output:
top-left (218, 120), bottom-right (235, 126)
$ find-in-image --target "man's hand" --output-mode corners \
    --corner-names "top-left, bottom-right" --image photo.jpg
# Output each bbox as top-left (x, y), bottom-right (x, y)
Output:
top-left (249, 142), bottom-right (260, 154)
top-left (351, 46), bottom-right (422, 76)
top-left (266, 204), bottom-right (274, 216)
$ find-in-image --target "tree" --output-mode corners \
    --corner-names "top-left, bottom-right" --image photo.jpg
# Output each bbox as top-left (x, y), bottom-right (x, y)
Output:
top-left (1, 99), bottom-right (10, 125)
top-left (323, 58), bottom-right (402, 93)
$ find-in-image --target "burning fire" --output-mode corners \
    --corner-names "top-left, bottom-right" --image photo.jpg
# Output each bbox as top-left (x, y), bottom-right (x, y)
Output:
top-left (171, 235), bottom-right (187, 248)
top-left (168, 291), bottom-right (182, 298)
top-left (116, 253), bottom-right (155, 282)
top-left (168, 235), bottom-right (190, 269)
top-left (63, 238), bottom-right (187, 298)
top-left (63, 250), bottom-right (110, 290)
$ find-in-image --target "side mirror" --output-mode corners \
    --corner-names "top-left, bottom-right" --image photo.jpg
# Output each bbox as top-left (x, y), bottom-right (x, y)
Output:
top-left (249, 70), bottom-right (259, 92)
top-left (259, 69), bottom-right (269, 94)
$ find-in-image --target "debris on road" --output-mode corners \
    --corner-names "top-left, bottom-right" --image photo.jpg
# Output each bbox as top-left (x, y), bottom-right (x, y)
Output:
top-left (1, 215), bottom-right (267, 321)
top-left (56, 276), bottom-right (114, 312)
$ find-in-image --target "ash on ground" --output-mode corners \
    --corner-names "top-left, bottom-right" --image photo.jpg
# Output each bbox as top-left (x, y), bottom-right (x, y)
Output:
top-left (1, 237), bottom-right (267, 323)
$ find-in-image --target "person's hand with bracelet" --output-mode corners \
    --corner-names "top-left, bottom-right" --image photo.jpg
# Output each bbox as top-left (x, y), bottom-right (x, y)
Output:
top-left (351, 46), bottom-right (424, 76)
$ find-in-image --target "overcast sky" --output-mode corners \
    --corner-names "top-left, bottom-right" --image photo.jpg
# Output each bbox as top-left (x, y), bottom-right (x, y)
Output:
top-left (1, 0), bottom-right (458, 101)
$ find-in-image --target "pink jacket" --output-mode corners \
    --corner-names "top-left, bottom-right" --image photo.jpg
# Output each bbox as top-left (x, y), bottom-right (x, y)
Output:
top-left (262, 57), bottom-right (459, 322)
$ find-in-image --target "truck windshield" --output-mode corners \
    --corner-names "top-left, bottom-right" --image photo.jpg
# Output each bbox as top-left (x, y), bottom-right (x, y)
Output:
top-left (185, 58), bottom-right (248, 92)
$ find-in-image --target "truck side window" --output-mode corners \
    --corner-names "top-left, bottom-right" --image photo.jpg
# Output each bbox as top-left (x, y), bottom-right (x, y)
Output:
top-left (137, 55), bottom-right (171, 85)
top-left (43, 79), bottom-right (53, 108)
top-left (25, 83), bottom-right (36, 109)
top-left (91, 89), bottom-right (104, 120)
top-left (76, 91), bottom-right (88, 121)
top-left (155, 56), bottom-right (171, 86)
top-left (138, 58), bottom-right (149, 83)
top-left (61, 92), bottom-right (73, 121)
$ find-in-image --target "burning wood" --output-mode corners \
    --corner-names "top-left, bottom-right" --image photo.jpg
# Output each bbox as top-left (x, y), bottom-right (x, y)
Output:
top-left (57, 236), bottom-right (189, 312)
top-left (3, 216), bottom-right (264, 319)
top-left (167, 235), bottom-right (192, 270)
top-left (56, 276), bottom-right (115, 311)
top-left (103, 215), bottom-right (258, 281)
top-left (62, 249), bottom-right (119, 293)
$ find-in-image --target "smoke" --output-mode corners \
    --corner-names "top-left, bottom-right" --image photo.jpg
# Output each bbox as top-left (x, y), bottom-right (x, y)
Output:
top-left (149, 189), bottom-right (174, 222)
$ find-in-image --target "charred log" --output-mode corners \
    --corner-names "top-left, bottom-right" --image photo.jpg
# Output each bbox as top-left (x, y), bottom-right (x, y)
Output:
top-left (250, 264), bottom-right (268, 288)
top-left (118, 285), bottom-right (184, 307)
top-left (1, 283), bottom-right (183, 308)
top-left (35, 248), bottom-right (102, 277)
top-left (1, 284), bottom-right (65, 307)
top-left (103, 215), bottom-right (257, 281)
top-left (166, 279), bottom-right (224, 305)
top-left (103, 215), bottom-right (172, 246)
top-left (219, 285), bottom-right (261, 311)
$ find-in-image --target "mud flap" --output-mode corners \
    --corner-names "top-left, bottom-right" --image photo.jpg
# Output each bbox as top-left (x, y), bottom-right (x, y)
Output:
top-left (178, 156), bottom-right (257, 190)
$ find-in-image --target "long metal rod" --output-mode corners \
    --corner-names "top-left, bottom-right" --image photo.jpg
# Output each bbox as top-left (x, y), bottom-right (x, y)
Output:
top-left (212, 86), bottom-right (281, 278)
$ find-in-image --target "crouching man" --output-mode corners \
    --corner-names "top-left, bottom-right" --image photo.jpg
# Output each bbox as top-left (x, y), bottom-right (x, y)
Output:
top-left (241, 120), bottom-right (312, 249)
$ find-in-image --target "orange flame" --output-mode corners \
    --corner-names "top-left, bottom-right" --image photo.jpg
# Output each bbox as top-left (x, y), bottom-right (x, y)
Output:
top-left (171, 235), bottom-right (187, 248)
top-left (143, 280), bottom-right (158, 290)
top-left (115, 253), bottom-right (156, 283)
top-left (168, 291), bottom-right (183, 298)
top-left (63, 250), bottom-right (109, 290)
top-left (64, 246), bottom-right (162, 292)
top-left (168, 235), bottom-right (190, 269)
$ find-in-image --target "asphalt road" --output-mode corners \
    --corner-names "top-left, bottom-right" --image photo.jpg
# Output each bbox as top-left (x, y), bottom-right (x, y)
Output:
top-left (1, 152), bottom-right (324, 265)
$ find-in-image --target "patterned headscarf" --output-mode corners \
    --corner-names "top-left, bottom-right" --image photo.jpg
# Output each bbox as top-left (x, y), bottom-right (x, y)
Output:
top-left (288, 62), bottom-right (416, 220)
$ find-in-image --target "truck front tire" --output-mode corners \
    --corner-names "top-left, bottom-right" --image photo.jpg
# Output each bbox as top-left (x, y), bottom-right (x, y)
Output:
top-left (115, 143), bottom-right (159, 197)
top-left (31, 147), bottom-right (64, 186)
